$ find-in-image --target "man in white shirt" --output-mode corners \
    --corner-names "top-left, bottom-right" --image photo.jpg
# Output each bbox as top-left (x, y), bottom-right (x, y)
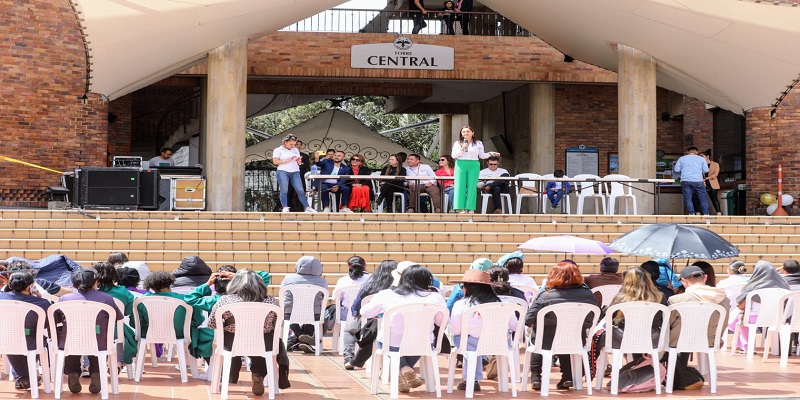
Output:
top-left (478, 157), bottom-right (510, 214)
top-left (148, 147), bottom-right (174, 167)
top-left (405, 154), bottom-right (441, 213)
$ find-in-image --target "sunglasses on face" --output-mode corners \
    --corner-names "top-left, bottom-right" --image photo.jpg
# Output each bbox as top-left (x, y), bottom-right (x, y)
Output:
top-left (350, 158), bottom-right (362, 162)
top-left (488, 163), bottom-right (498, 166)
top-left (438, 159), bottom-right (446, 162)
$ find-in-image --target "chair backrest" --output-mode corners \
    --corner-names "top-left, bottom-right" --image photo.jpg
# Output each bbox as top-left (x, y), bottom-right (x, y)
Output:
top-left (381, 303), bottom-right (449, 357)
top-left (591, 284), bottom-right (622, 308)
top-left (499, 295), bottom-right (529, 310)
top-left (512, 284), bottom-right (540, 304)
top-left (48, 300), bottom-right (116, 355)
top-left (668, 302), bottom-right (726, 352)
top-left (133, 296), bottom-right (192, 343)
top-left (112, 297), bottom-right (127, 339)
top-left (439, 284), bottom-right (455, 299)
top-left (603, 174), bottom-right (633, 196)
top-left (457, 302), bottom-right (526, 355)
top-left (333, 284), bottom-right (362, 324)
top-left (603, 301), bottom-right (669, 352)
top-left (573, 174), bottom-right (603, 196)
top-left (515, 173), bottom-right (541, 190)
top-left (532, 302), bottom-right (601, 354)
top-left (213, 302), bottom-right (283, 357)
top-left (723, 283), bottom-right (746, 310)
top-left (777, 291), bottom-right (800, 331)
top-left (0, 300), bottom-right (47, 354)
top-left (370, 171), bottom-right (382, 195)
top-left (790, 284), bottom-right (800, 292)
top-left (744, 288), bottom-right (792, 327)
top-left (279, 284), bottom-right (330, 324)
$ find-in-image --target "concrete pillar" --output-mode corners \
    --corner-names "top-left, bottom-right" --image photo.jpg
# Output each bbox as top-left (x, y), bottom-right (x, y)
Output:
top-left (204, 37), bottom-right (248, 211)
top-left (439, 114), bottom-right (453, 156)
top-left (618, 44), bottom-right (657, 215)
top-left (530, 83), bottom-right (555, 175)
top-left (467, 103), bottom-right (484, 141)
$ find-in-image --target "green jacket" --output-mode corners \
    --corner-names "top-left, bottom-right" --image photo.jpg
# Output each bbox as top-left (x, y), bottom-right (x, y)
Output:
top-left (99, 284), bottom-right (137, 364)
top-left (184, 271), bottom-right (272, 312)
top-left (136, 291), bottom-right (213, 358)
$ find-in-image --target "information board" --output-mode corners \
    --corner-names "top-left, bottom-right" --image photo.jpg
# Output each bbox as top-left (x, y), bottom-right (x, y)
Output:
top-left (565, 145), bottom-right (599, 177)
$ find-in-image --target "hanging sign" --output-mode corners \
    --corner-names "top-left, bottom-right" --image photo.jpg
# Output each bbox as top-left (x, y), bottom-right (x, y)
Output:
top-left (351, 36), bottom-right (454, 70)
top-left (565, 145), bottom-right (599, 177)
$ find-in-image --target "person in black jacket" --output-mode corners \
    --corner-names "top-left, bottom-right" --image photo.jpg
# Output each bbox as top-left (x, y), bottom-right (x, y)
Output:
top-left (525, 262), bottom-right (600, 391)
top-left (457, 0), bottom-right (473, 35)
top-left (375, 154), bottom-right (407, 212)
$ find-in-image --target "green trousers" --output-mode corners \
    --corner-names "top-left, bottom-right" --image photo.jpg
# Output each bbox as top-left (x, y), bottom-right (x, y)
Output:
top-left (453, 159), bottom-right (480, 211)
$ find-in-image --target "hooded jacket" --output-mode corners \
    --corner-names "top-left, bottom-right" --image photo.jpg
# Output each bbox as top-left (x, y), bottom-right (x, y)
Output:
top-left (668, 284), bottom-right (730, 347)
top-left (280, 256), bottom-right (327, 315)
top-left (171, 256), bottom-right (212, 294)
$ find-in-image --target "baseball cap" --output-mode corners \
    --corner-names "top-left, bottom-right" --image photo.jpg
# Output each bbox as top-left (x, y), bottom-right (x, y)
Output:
top-left (679, 265), bottom-right (705, 279)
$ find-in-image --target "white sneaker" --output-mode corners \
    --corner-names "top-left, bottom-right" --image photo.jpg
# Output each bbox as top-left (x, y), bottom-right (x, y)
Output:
top-left (305, 207), bottom-right (318, 213)
top-left (282, 207), bottom-right (290, 213)
top-left (341, 207), bottom-right (353, 213)
top-left (322, 207), bottom-right (331, 213)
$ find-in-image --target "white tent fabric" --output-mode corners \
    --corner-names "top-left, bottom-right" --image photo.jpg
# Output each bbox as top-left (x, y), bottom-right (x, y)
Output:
top-left (245, 109), bottom-right (436, 167)
top-left (76, 0), bottom-right (800, 113)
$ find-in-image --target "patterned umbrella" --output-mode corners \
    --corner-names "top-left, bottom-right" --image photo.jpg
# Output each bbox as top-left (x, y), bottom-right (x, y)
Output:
top-left (517, 235), bottom-right (613, 256)
top-left (609, 223), bottom-right (739, 260)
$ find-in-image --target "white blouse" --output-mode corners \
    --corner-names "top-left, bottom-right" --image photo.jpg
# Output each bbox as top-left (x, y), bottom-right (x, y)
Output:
top-left (451, 140), bottom-right (492, 161)
top-left (273, 146), bottom-right (300, 173)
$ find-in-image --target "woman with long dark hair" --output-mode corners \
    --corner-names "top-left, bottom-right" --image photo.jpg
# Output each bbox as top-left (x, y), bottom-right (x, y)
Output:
top-left (375, 154), bottom-right (407, 212)
top-left (435, 154), bottom-right (455, 212)
top-left (361, 265), bottom-right (446, 393)
top-left (95, 262), bottom-right (138, 367)
top-left (451, 126), bottom-right (499, 214)
top-left (525, 262), bottom-right (599, 391)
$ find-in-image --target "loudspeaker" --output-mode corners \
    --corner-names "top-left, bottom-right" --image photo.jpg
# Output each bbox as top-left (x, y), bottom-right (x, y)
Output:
top-left (84, 169), bottom-right (139, 206)
top-left (138, 170), bottom-right (160, 210)
top-left (490, 135), bottom-right (513, 156)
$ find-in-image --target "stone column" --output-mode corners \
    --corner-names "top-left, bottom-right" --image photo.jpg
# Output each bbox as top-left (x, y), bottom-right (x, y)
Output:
top-left (618, 44), bottom-right (657, 215)
top-left (467, 103), bottom-right (483, 141)
top-left (204, 37), bottom-right (248, 211)
top-left (530, 83), bottom-right (555, 175)
top-left (439, 114), bottom-right (453, 155)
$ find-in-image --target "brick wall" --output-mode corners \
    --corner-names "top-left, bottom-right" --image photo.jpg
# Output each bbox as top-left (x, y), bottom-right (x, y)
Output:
top-left (108, 94), bottom-right (132, 159)
top-left (682, 96), bottom-right (714, 151)
top-left (0, 0), bottom-right (108, 207)
top-left (745, 87), bottom-right (800, 215)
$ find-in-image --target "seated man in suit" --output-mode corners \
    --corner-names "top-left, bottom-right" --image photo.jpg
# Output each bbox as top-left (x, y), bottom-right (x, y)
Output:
top-left (314, 150), bottom-right (352, 212)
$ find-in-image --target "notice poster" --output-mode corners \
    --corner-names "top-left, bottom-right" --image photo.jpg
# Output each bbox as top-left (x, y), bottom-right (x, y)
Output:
top-left (565, 145), bottom-right (599, 177)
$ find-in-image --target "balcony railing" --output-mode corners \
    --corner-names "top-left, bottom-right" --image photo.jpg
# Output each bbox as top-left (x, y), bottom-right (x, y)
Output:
top-left (281, 8), bottom-right (532, 37)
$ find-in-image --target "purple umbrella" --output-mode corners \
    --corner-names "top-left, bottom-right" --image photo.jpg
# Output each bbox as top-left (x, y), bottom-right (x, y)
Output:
top-left (517, 235), bottom-right (613, 257)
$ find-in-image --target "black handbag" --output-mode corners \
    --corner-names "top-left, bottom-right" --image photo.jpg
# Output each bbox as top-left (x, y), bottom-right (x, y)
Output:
top-left (355, 318), bottom-right (378, 347)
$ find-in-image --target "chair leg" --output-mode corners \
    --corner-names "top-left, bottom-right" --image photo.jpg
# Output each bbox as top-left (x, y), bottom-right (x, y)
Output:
top-left (480, 195), bottom-right (489, 214)
top-left (594, 349), bottom-right (606, 391)
top-left (521, 349), bottom-right (532, 391)
top-left (315, 323), bottom-right (322, 355)
top-left (465, 352), bottom-right (477, 398)
top-left (332, 323), bottom-right (341, 355)
top-left (39, 348), bottom-right (51, 394)
top-left (730, 324), bottom-right (741, 355)
top-left (747, 326), bottom-right (756, 359)
top-left (220, 353), bottom-right (232, 400)
top-left (54, 352), bottom-right (65, 400)
top-left (780, 328), bottom-right (791, 367)
top-left (109, 352), bottom-right (120, 395)
top-left (540, 351), bottom-right (551, 397)
top-left (175, 340), bottom-right (188, 383)
top-left (581, 352), bottom-right (593, 395)
top-left (389, 355), bottom-right (400, 399)
top-left (27, 352), bottom-right (39, 399)
top-left (266, 351), bottom-right (276, 400)
top-left (446, 350), bottom-right (458, 393)
top-left (97, 351), bottom-right (109, 400)
top-left (665, 349), bottom-right (677, 393)
top-left (210, 353), bottom-right (222, 394)
top-left (429, 352), bottom-right (442, 397)
top-left (651, 351), bottom-right (662, 395)
top-left (369, 352), bottom-right (381, 394)
top-left (707, 351), bottom-right (718, 393)
top-left (135, 338), bottom-right (148, 382)
top-left (150, 341), bottom-right (158, 368)
top-left (610, 350), bottom-right (624, 395)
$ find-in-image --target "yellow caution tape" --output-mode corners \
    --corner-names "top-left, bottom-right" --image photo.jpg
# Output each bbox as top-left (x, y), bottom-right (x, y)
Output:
top-left (0, 155), bottom-right (62, 174)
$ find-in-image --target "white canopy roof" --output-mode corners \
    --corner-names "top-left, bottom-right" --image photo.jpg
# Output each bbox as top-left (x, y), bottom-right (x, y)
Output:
top-left (76, 0), bottom-right (800, 113)
top-left (245, 109), bottom-right (436, 166)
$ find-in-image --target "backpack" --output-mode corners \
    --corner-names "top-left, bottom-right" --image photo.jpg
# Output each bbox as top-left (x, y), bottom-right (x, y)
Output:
top-left (607, 355), bottom-right (665, 393)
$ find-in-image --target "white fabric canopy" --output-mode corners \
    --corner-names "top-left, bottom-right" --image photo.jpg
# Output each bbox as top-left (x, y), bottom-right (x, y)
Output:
top-left (245, 109), bottom-right (436, 166)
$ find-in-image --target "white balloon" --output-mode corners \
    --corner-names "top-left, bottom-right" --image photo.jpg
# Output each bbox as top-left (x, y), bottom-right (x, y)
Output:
top-left (781, 194), bottom-right (794, 206)
top-left (767, 203), bottom-right (779, 215)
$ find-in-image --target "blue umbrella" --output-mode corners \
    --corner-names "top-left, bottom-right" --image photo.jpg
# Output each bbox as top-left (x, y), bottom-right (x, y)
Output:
top-left (609, 224), bottom-right (738, 260)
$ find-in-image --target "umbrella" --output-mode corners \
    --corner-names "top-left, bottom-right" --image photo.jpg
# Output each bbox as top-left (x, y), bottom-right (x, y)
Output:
top-left (518, 235), bottom-right (613, 256)
top-left (608, 223), bottom-right (738, 260)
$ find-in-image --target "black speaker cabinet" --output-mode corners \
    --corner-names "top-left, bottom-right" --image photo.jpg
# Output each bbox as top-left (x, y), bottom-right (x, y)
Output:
top-left (138, 170), bottom-right (160, 210)
top-left (83, 168), bottom-right (139, 206)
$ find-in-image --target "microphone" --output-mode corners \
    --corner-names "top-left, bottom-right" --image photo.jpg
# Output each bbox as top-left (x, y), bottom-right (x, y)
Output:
top-left (462, 138), bottom-right (468, 145)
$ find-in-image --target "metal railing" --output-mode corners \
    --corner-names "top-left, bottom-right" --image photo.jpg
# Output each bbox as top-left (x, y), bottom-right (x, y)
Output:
top-left (281, 8), bottom-right (531, 37)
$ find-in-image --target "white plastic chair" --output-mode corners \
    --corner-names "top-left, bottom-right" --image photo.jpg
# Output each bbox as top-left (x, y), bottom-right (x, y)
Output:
top-left (132, 296), bottom-right (197, 383)
top-left (665, 302), bottom-right (726, 394)
top-left (603, 174), bottom-right (637, 215)
top-left (573, 174), bottom-right (606, 215)
top-left (439, 285), bottom-right (455, 299)
top-left (595, 301), bottom-right (669, 395)
top-left (522, 303), bottom-right (601, 396)
top-left (209, 302), bottom-right (283, 400)
top-left (515, 173), bottom-right (541, 214)
top-left (0, 301), bottom-right (51, 398)
top-left (730, 288), bottom-right (791, 359)
top-left (111, 298), bottom-right (134, 380)
top-left (540, 174), bottom-right (571, 214)
top-left (279, 284), bottom-right (330, 356)
top-left (446, 302), bottom-right (525, 398)
top-left (720, 282), bottom-right (746, 351)
top-left (48, 301), bottom-right (120, 400)
top-left (373, 172), bottom-right (407, 213)
top-left (303, 171), bottom-right (315, 208)
top-left (332, 284), bottom-right (363, 355)
top-left (369, 303), bottom-right (449, 399)
top-left (591, 284), bottom-right (621, 308)
top-left (512, 284), bottom-right (540, 305)
top-left (762, 291), bottom-right (800, 367)
top-left (480, 191), bottom-right (512, 214)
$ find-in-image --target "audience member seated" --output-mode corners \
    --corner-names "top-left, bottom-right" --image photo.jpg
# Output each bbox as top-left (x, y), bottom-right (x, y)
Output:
top-left (375, 154), bottom-right (407, 212)
top-left (0, 271), bottom-right (51, 391)
top-left (435, 155), bottom-right (455, 212)
top-left (281, 256), bottom-right (327, 354)
top-left (607, 267), bottom-right (667, 349)
top-left (781, 259), bottom-right (800, 285)
top-left (691, 261), bottom-right (717, 286)
top-left (640, 260), bottom-right (675, 301)
top-left (729, 260), bottom-right (789, 353)
top-left (488, 266), bottom-right (526, 302)
top-left (56, 268), bottom-right (124, 395)
top-left (717, 260), bottom-right (749, 290)
top-left (654, 258), bottom-right (682, 291)
top-left (361, 265), bottom-right (446, 393)
top-left (478, 156), bottom-right (510, 214)
top-left (116, 267), bottom-right (146, 297)
top-left (109, 252), bottom-right (151, 291)
top-left (2, 259), bottom-right (70, 297)
top-left (446, 258), bottom-right (494, 311)
top-left (185, 265), bottom-right (271, 313)
top-left (137, 271), bottom-right (213, 359)
top-left (95, 262), bottom-right (137, 366)
top-left (314, 150), bottom-right (353, 212)
top-left (497, 251), bottom-right (536, 288)
top-left (584, 257), bottom-right (622, 289)
top-left (208, 270), bottom-right (287, 393)
top-left (171, 256), bottom-right (213, 295)
top-left (543, 169), bottom-right (571, 209)
top-left (525, 262), bottom-right (599, 391)
top-left (347, 154), bottom-right (373, 212)
top-left (405, 153), bottom-right (441, 213)
top-left (344, 260), bottom-right (398, 370)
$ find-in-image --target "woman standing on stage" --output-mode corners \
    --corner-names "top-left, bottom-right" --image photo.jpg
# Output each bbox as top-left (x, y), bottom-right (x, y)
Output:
top-left (451, 126), bottom-right (499, 214)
